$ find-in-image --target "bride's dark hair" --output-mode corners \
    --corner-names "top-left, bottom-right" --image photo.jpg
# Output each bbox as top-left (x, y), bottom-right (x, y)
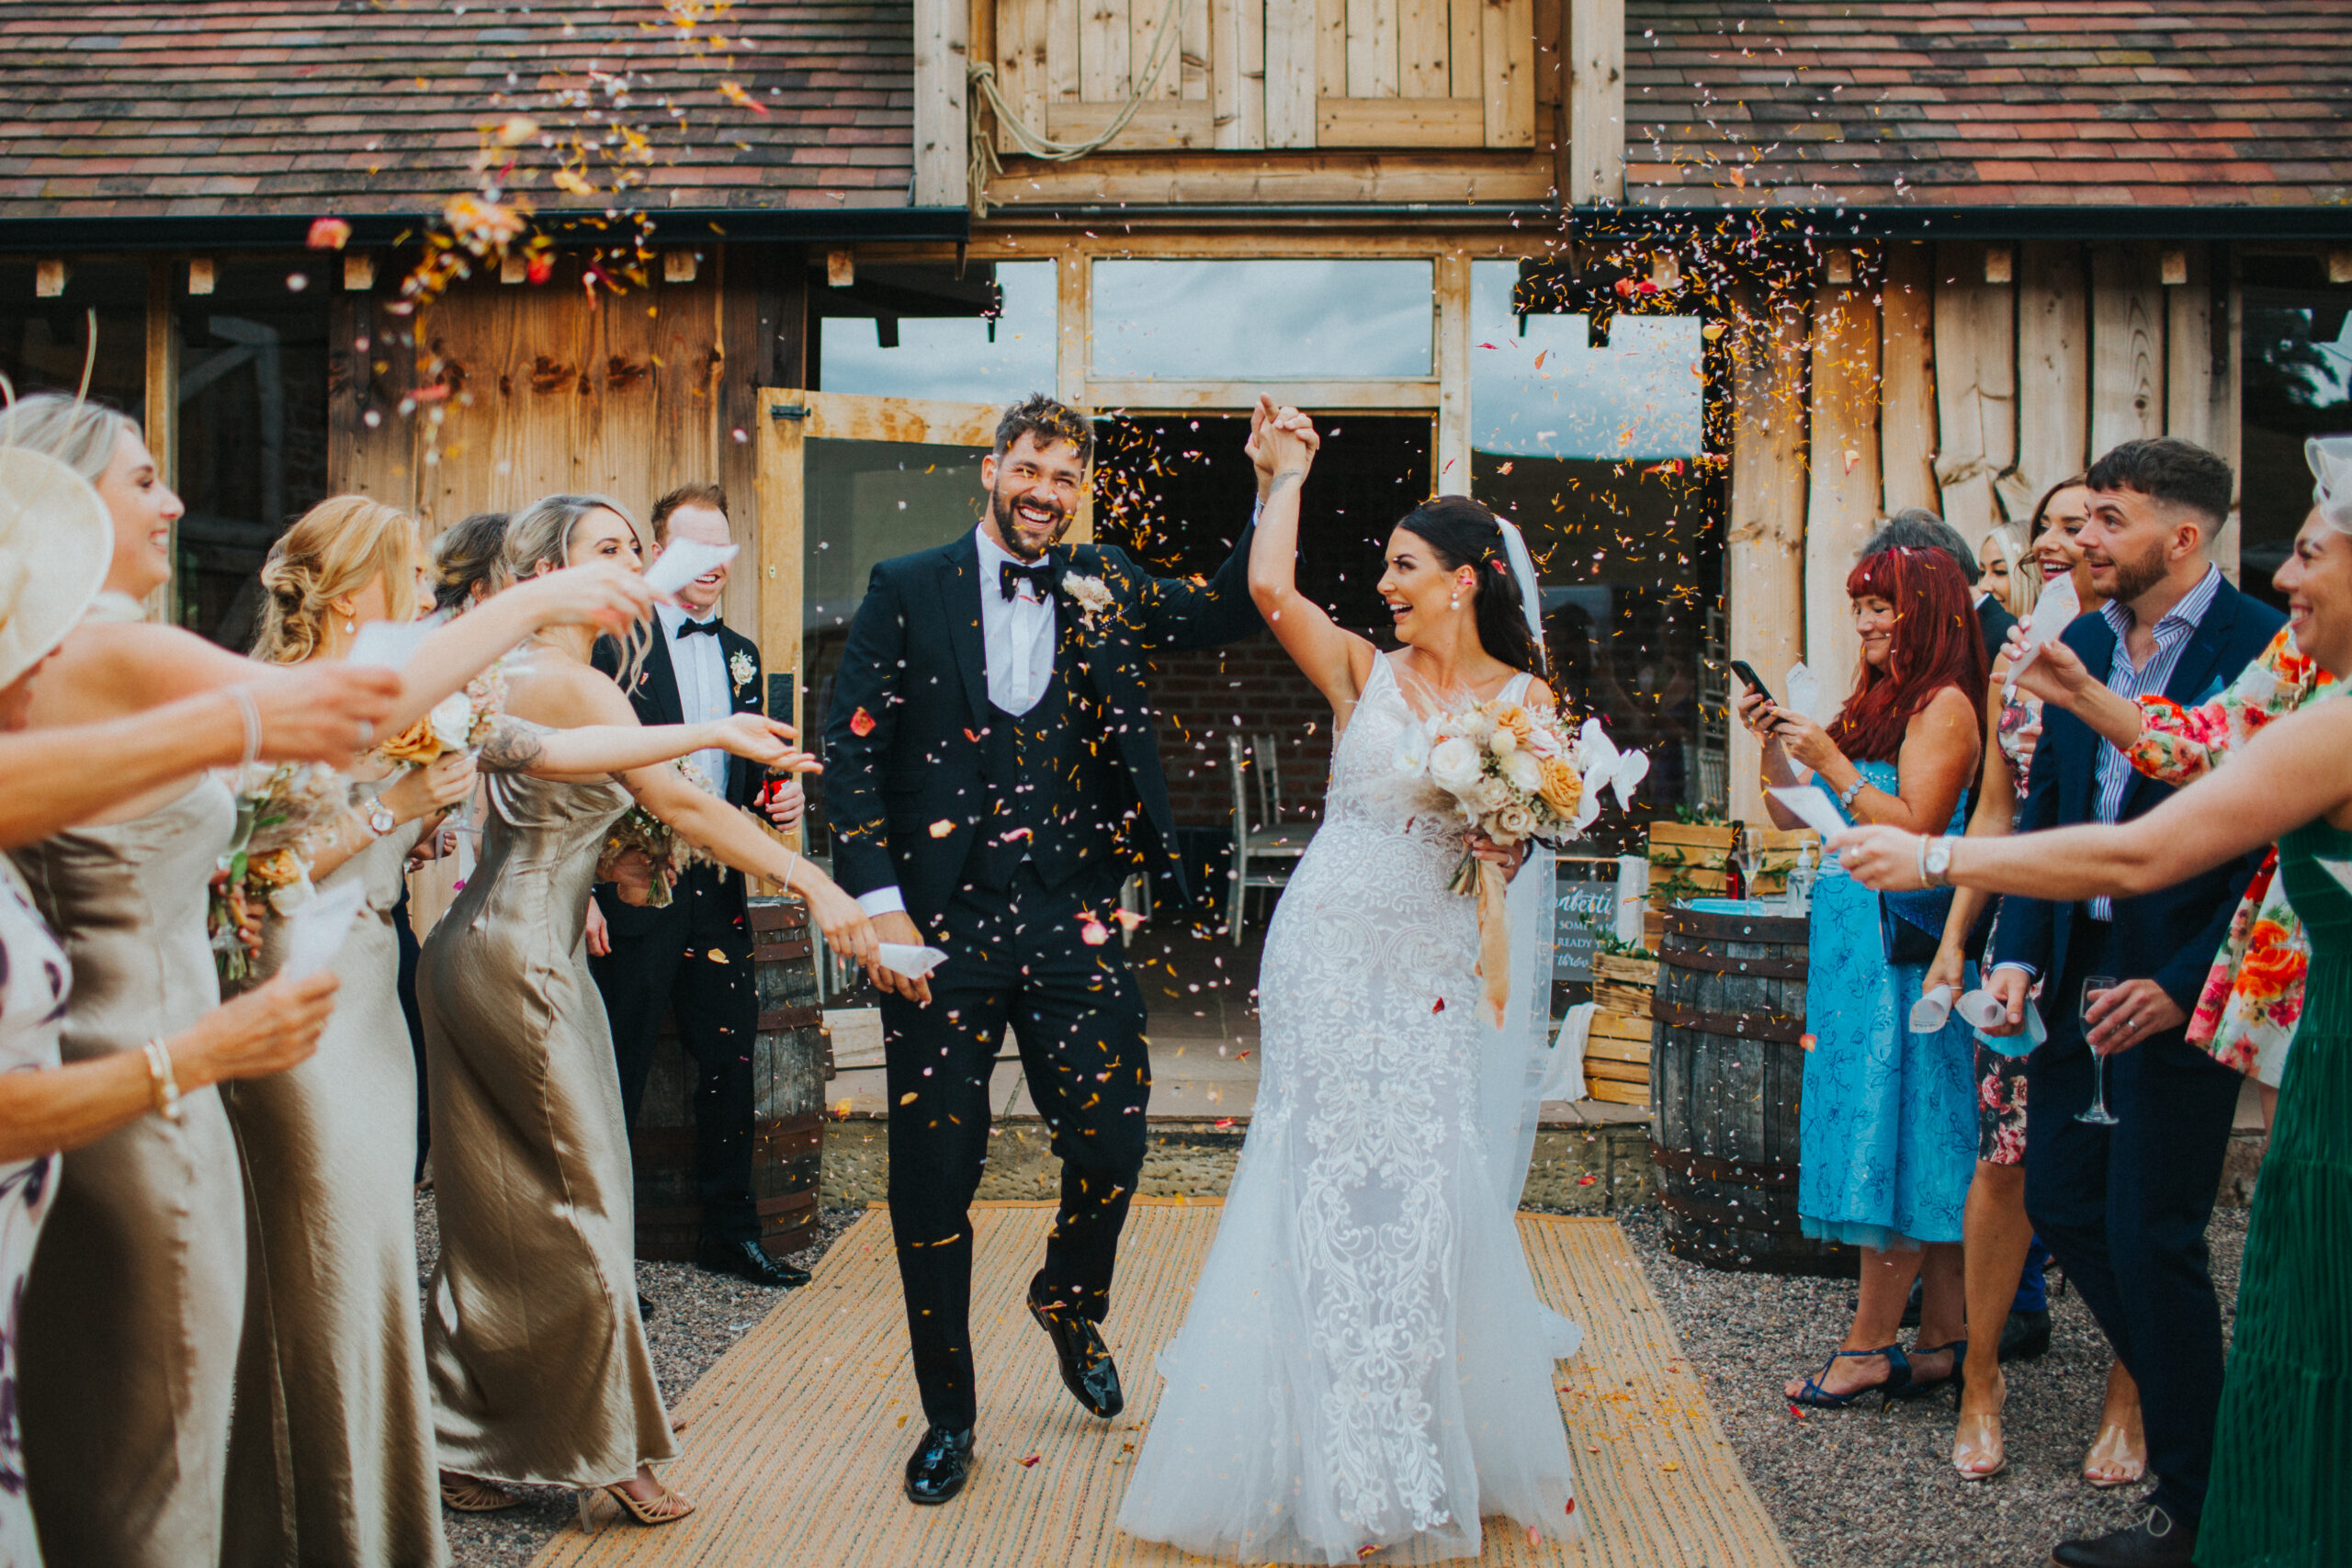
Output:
top-left (1393, 496), bottom-right (1544, 675)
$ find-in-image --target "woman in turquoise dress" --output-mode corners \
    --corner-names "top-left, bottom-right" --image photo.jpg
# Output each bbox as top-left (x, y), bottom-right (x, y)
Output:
top-left (1835, 438), bottom-right (2352, 1563)
top-left (1741, 543), bottom-right (1987, 1407)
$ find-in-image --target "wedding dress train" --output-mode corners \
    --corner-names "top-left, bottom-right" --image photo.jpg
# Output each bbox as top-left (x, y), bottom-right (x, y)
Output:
top-left (1118, 654), bottom-right (1582, 1564)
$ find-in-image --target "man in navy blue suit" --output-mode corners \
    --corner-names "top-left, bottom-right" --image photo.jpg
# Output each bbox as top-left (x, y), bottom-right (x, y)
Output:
top-left (1984, 440), bottom-right (2280, 1568)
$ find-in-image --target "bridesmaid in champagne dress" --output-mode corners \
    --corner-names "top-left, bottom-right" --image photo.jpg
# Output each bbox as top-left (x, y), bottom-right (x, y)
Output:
top-left (419, 756), bottom-right (667, 1496)
top-left (421, 494), bottom-right (876, 1526)
top-left (224, 773), bottom-right (453, 1568)
top-left (13, 765), bottom-right (250, 1565)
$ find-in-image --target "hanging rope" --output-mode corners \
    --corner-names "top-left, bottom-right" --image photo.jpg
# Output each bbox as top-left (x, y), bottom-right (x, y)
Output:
top-left (965, 0), bottom-right (1192, 217)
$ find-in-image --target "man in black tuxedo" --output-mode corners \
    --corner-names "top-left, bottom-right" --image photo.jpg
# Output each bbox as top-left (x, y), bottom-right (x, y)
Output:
top-left (1983, 440), bottom-right (2280, 1568)
top-left (588, 483), bottom-right (808, 1291)
top-left (824, 393), bottom-right (1269, 1505)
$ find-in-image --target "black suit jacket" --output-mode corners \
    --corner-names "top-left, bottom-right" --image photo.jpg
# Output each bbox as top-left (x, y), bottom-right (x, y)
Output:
top-left (823, 524), bottom-right (1262, 927)
top-left (1990, 576), bottom-right (2283, 1011)
top-left (592, 616), bottom-right (764, 938)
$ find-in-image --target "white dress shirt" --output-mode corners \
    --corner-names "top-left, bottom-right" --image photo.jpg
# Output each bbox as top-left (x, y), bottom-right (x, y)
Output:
top-left (973, 524), bottom-right (1057, 716)
top-left (855, 526), bottom-right (1058, 919)
top-left (660, 602), bottom-right (733, 798)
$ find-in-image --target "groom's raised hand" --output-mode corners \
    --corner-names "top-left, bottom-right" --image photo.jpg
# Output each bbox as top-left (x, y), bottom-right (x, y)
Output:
top-left (867, 908), bottom-right (933, 1007)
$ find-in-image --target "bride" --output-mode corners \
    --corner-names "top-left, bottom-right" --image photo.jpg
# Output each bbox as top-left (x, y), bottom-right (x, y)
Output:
top-left (1117, 403), bottom-right (1582, 1563)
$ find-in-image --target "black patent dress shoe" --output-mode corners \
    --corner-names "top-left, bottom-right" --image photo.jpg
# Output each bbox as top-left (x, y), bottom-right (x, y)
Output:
top-left (1027, 1278), bottom-right (1125, 1418)
top-left (638, 1292), bottom-right (657, 1321)
top-left (1998, 1307), bottom-right (2052, 1363)
top-left (696, 1235), bottom-right (811, 1288)
top-left (2052, 1506), bottom-right (2198, 1568)
top-left (903, 1425), bottom-right (975, 1505)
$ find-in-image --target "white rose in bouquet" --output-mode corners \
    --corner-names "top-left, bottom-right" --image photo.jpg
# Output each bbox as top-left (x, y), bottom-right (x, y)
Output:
top-left (1428, 735), bottom-right (1483, 794)
top-left (1494, 801), bottom-right (1539, 841)
top-left (1464, 774), bottom-right (1511, 815)
top-left (1499, 749), bottom-right (1544, 794)
top-left (428, 692), bottom-right (475, 752)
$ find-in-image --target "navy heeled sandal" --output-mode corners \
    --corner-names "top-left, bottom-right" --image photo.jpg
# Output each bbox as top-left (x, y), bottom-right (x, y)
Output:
top-left (1789, 1344), bottom-right (1911, 1409)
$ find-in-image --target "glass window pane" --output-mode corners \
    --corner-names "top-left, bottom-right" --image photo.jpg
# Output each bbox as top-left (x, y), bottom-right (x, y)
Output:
top-left (1091, 259), bottom-right (1433, 380)
top-left (1468, 260), bottom-right (1719, 833)
top-left (799, 436), bottom-right (989, 856)
top-left (175, 259), bottom-right (332, 648)
top-left (818, 261), bottom-right (1055, 400)
top-left (0, 258), bottom-right (148, 420)
top-left (2240, 284), bottom-right (2352, 614)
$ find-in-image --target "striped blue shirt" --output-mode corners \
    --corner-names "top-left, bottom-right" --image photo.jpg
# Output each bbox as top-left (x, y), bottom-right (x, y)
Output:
top-left (2086, 565), bottom-right (2223, 919)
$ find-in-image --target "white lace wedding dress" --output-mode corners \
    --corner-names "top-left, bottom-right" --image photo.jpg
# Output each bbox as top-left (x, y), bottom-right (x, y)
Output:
top-left (1118, 653), bottom-right (1583, 1564)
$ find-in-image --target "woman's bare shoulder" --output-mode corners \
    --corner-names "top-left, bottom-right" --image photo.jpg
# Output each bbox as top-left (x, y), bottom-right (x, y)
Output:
top-left (504, 656), bottom-right (631, 729)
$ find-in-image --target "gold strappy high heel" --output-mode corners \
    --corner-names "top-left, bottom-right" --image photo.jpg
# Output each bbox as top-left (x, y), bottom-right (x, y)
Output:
top-left (577, 1479), bottom-right (696, 1530)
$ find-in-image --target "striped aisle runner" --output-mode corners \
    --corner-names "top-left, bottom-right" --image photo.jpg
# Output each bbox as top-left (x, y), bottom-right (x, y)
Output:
top-left (534, 1201), bottom-right (1792, 1568)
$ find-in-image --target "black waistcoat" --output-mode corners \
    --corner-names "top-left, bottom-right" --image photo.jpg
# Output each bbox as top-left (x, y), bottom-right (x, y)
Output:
top-left (963, 664), bottom-right (1123, 894)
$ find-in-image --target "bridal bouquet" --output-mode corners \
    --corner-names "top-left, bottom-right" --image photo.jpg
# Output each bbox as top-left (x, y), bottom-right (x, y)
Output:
top-left (374, 666), bottom-right (504, 768)
top-left (209, 762), bottom-right (350, 988)
top-left (594, 759), bottom-right (720, 908)
top-left (1397, 697), bottom-right (1648, 1024)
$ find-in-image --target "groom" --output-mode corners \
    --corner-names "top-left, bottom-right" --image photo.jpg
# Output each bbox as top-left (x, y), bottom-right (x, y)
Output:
top-left (825, 393), bottom-right (1270, 1505)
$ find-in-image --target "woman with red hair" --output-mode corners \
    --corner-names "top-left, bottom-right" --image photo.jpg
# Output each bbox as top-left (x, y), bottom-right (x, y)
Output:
top-left (1740, 544), bottom-right (1985, 1407)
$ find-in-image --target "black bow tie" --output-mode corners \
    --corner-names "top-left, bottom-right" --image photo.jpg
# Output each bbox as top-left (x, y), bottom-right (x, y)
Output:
top-left (676, 616), bottom-right (724, 637)
top-left (999, 560), bottom-right (1057, 602)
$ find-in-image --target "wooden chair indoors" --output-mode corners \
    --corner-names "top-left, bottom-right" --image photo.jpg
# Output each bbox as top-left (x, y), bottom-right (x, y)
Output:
top-left (1227, 730), bottom-right (1314, 945)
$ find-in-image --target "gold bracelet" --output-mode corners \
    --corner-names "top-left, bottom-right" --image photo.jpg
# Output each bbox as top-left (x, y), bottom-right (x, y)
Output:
top-left (141, 1038), bottom-right (183, 1123)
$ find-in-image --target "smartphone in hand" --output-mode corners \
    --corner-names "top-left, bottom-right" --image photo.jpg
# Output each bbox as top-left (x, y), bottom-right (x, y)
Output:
top-left (1729, 659), bottom-right (1776, 709)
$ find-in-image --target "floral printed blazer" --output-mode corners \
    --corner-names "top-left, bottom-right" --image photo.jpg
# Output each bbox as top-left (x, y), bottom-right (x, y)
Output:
top-left (2127, 626), bottom-right (2335, 1086)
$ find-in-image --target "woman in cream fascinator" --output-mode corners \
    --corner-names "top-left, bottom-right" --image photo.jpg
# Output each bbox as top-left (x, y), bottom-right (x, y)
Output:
top-left (0, 448), bottom-right (355, 1568)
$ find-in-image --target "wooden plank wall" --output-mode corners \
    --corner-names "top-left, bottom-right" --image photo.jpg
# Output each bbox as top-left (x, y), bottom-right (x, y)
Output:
top-left (326, 252), bottom-right (770, 630)
top-left (1724, 236), bottom-right (2242, 822)
top-left (994, 0), bottom-right (1540, 153)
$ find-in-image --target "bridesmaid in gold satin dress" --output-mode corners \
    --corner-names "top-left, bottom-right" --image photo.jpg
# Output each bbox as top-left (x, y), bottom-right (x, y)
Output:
top-left (422, 494), bottom-right (877, 1526)
top-left (0, 447), bottom-right (344, 1568)
top-left (0, 394), bottom-right (649, 1566)
top-left (220, 496), bottom-right (818, 1566)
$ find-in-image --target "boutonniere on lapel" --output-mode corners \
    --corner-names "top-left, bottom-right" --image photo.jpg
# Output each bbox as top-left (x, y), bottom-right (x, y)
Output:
top-left (729, 649), bottom-right (755, 690)
top-left (1061, 572), bottom-right (1114, 634)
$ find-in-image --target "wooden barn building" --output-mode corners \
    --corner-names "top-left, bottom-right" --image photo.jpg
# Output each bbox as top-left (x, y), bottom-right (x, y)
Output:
top-left (5, 0), bottom-right (2351, 902)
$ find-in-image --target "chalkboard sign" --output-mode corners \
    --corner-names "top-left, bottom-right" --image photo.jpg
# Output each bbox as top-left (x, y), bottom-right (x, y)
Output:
top-left (1554, 874), bottom-right (1618, 981)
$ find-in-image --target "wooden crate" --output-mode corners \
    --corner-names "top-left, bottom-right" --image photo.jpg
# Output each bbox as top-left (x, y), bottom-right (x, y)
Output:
top-left (1591, 953), bottom-right (1659, 989)
top-left (1583, 1009), bottom-right (1651, 1106)
top-left (1646, 821), bottom-right (1737, 908)
top-left (1592, 982), bottom-right (1653, 1019)
top-left (1747, 827), bottom-right (1822, 897)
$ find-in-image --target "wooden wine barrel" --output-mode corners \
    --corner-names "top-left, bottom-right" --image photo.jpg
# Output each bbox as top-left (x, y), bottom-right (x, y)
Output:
top-left (632, 895), bottom-right (831, 1262)
top-left (1647, 905), bottom-right (1851, 1277)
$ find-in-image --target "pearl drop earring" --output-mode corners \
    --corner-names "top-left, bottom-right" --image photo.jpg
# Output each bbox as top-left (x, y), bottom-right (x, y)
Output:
top-left (345, 619), bottom-right (356, 635)
top-left (1449, 594), bottom-right (1460, 610)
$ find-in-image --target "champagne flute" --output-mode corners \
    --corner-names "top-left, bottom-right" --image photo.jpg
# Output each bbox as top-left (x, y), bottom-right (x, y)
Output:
top-left (2077, 975), bottom-right (2121, 1126)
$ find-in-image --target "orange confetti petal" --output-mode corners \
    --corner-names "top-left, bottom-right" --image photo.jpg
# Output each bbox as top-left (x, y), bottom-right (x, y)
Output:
top-left (305, 217), bottom-right (351, 251)
top-left (929, 819), bottom-right (956, 838)
top-left (899, 1092), bottom-right (919, 1106)
top-left (1080, 919), bottom-right (1110, 946)
top-left (1018, 1453), bottom-right (1041, 1468)
top-left (850, 707), bottom-right (877, 737)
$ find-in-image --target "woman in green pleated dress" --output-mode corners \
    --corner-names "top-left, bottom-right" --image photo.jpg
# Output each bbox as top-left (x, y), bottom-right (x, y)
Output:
top-left (1830, 435), bottom-right (2352, 1568)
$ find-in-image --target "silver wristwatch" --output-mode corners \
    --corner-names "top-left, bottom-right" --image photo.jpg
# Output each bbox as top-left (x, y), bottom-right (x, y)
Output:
top-left (364, 802), bottom-right (398, 839)
top-left (1923, 834), bottom-right (1954, 886)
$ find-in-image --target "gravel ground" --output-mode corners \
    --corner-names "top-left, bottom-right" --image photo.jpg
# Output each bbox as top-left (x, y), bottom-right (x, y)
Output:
top-left (1616, 1202), bottom-right (2248, 1568)
top-left (414, 1192), bottom-right (869, 1568)
top-left (418, 1193), bottom-right (2247, 1567)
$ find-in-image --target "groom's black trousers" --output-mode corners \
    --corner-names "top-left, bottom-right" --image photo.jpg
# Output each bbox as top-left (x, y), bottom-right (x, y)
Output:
top-left (880, 864), bottom-right (1149, 1430)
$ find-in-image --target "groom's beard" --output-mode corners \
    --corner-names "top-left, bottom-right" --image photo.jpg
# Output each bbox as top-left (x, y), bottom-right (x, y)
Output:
top-left (989, 482), bottom-right (1065, 562)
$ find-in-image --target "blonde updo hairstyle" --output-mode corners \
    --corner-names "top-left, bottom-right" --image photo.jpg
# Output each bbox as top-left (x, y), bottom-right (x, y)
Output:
top-left (251, 496), bottom-right (422, 664)
top-left (0, 391), bottom-right (141, 483)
